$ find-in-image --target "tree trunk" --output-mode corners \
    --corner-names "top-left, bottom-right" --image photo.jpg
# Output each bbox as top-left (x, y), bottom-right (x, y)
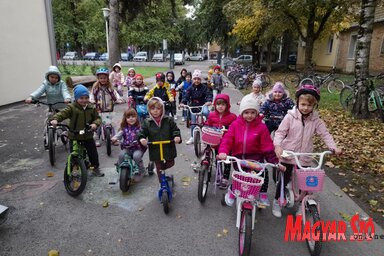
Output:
top-left (352, 0), bottom-right (377, 119)
top-left (304, 36), bottom-right (314, 68)
top-left (266, 41), bottom-right (273, 72)
top-left (280, 31), bottom-right (293, 67)
top-left (251, 41), bottom-right (257, 66)
top-left (108, 0), bottom-right (120, 67)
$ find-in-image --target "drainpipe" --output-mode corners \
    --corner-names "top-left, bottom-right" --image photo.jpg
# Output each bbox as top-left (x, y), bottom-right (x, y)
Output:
top-left (45, 0), bottom-right (57, 66)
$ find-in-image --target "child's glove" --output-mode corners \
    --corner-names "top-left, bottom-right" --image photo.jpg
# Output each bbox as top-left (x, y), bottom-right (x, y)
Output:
top-left (139, 138), bottom-right (148, 147)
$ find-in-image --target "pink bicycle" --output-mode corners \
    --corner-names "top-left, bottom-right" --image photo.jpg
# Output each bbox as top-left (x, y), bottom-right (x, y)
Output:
top-left (220, 156), bottom-right (280, 256)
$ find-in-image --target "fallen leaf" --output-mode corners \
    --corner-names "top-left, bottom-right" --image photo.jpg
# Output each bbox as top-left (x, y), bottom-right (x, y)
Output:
top-left (369, 200), bottom-right (378, 206)
top-left (223, 228), bottom-right (229, 235)
top-left (181, 177), bottom-right (192, 182)
top-left (338, 172), bottom-right (346, 176)
top-left (333, 192), bottom-right (342, 197)
top-left (138, 207), bottom-right (144, 211)
top-left (88, 249), bottom-right (92, 253)
top-left (40, 202), bottom-right (44, 206)
top-left (48, 250), bottom-right (59, 256)
top-left (339, 212), bottom-right (352, 222)
top-left (325, 161), bottom-right (335, 168)
top-left (376, 209), bottom-right (384, 213)
top-left (47, 172), bottom-right (54, 177)
top-left (118, 239), bottom-right (122, 243)
top-left (217, 233), bottom-right (223, 238)
top-left (177, 215), bottom-right (182, 219)
top-left (369, 185), bottom-right (376, 191)
top-left (102, 201), bottom-right (109, 208)
top-left (348, 193), bottom-right (355, 197)
top-left (182, 182), bottom-right (190, 186)
top-left (342, 187), bottom-right (349, 192)
top-left (4, 184), bottom-right (12, 189)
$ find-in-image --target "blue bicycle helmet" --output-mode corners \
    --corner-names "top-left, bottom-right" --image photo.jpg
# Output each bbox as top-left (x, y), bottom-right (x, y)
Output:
top-left (96, 67), bottom-right (109, 76)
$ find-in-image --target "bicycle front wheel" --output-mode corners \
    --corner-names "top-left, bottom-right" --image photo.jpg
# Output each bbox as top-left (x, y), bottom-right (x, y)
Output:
top-left (239, 208), bottom-right (253, 256)
top-left (304, 205), bottom-right (323, 256)
top-left (327, 79), bottom-right (345, 94)
top-left (64, 156), bottom-right (87, 197)
top-left (261, 74), bottom-right (271, 89)
top-left (48, 128), bottom-right (56, 166)
top-left (284, 73), bottom-right (301, 88)
top-left (119, 167), bottom-right (131, 192)
top-left (193, 129), bottom-right (202, 158)
top-left (162, 190), bottom-right (170, 214)
top-left (105, 127), bottom-right (112, 156)
top-left (340, 85), bottom-right (354, 111)
top-left (198, 164), bottom-right (209, 203)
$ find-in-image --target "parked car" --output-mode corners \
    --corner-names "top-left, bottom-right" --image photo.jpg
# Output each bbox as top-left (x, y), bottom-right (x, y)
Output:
top-left (233, 55), bottom-right (253, 64)
top-left (99, 53), bottom-right (108, 61)
top-left (120, 52), bottom-right (133, 61)
top-left (152, 53), bottom-right (164, 62)
top-left (174, 53), bottom-right (185, 65)
top-left (186, 53), bottom-right (204, 61)
top-left (133, 51), bottom-right (148, 62)
top-left (62, 51), bottom-right (79, 60)
top-left (83, 52), bottom-right (100, 61)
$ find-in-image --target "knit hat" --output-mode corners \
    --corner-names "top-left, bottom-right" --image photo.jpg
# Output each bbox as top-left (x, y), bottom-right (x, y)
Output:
top-left (74, 84), bottom-right (89, 100)
top-left (214, 65), bottom-right (221, 71)
top-left (252, 79), bottom-right (263, 88)
top-left (192, 70), bottom-right (202, 80)
top-left (239, 96), bottom-right (260, 114)
top-left (272, 82), bottom-right (285, 93)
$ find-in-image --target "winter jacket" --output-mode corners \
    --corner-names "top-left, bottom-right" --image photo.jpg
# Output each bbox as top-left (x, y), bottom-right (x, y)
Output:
top-left (218, 115), bottom-right (278, 163)
top-left (124, 75), bottom-right (135, 87)
top-left (128, 83), bottom-right (149, 103)
top-left (166, 71), bottom-right (177, 97)
top-left (52, 102), bottom-right (101, 140)
top-left (177, 80), bottom-right (192, 97)
top-left (182, 83), bottom-right (213, 106)
top-left (137, 97), bottom-right (181, 161)
top-left (260, 94), bottom-right (294, 127)
top-left (210, 73), bottom-right (224, 91)
top-left (109, 71), bottom-right (125, 86)
top-left (90, 83), bottom-right (121, 112)
top-left (144, 84), bottom-right (174, 102)
top-left (274, 107), bottom-right (337, 165)
top-left (205, 94), bottom-right (237, 129)
top-left (30, 66), bottom-right (71, 106)
top-left (113, 126), bottom-right (142, 151)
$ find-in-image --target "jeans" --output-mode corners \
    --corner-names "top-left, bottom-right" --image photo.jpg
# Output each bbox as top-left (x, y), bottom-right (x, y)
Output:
top-left (190, 105), bottom-right (210, 137)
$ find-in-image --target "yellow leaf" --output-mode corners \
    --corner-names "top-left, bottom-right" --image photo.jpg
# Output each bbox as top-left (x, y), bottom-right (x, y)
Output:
top-left (342, 187), bottom-right (349, 192)
top-left (338, 172), bottom-right (346, 176)
top-left (223, 228), bottom-right (229, 235)
top-left (48, 250), bottom-right (59, 256)
top-left (102, 201), bottom-right (109, 208)
top-left (181, 177), bottom-right (192, 182)
top-left (182, 182), bottom-right (190, 186)
top-left (47, 172), bottom-right (54, 177)
top-left (369, 200), bottom-right (378, 206)
top-left (325, 161), bottom-right (335, 168)
top-left (3, 184), bottom-right (12, 189)
top-left (217, 233), bottom-right (223, 238)
top-left (339, 212), bottom-right (352, 222)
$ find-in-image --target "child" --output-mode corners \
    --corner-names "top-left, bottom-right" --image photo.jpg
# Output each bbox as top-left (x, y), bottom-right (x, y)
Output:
top-left (138, 97), bottom-right (181, 183)
top-left (144, 72), bottom-right (174, 115)
top-left (176, 72), bottom-right (192, 122)
top-left (109, 63), bottom-right (125, 96)
top-left (166, 71), bottom-right (177, 119)
top-left (176, 68), bottom-right (188, 105)
top-left (242, 79), bottom-right (266, 109)
top-left (180, 69), bottom-right (213, 145)
top-left (210, 65), bottom-right (225, 100)
top-left (272, 84), bottom-right (342, 218)
top-left (25, 66), bottom-right (71, 107)
top-left (124, 67), bottom-right (136, 90)
top-left (90, 68), bottom-right (123, 147)
top-left (128, 74), bottom-right (149, 107)
top-left (218, 97), bottom-right (283, 207)
top-left (50, 84), bottom-right (104, 177)
top-left (260, 82), bottom-right (295, 133)
top-left (111, 108), bottom-right (147, 180)
top-left (205, 94), bottom-right (237, 189)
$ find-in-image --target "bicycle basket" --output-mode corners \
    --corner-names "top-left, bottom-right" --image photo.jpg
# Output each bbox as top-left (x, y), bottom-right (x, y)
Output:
top-left (136, 104), bottom-right (148, 118)
top-left (295, 169), bottom-right (325, 192)
top-left (231, 172), bottom-right (264, 200)
top-left (201, 126), bottom-right (223, 146)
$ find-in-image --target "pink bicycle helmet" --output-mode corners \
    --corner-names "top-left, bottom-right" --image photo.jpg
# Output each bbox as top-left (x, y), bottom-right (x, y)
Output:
top-left (295, 84), bottom-right (320, 101)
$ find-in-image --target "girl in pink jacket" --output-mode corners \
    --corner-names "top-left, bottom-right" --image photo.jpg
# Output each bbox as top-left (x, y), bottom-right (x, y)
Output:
top-left (272, 84), bottom-right (342, 218)
top-left (218, 97), bottom-right (280, 207)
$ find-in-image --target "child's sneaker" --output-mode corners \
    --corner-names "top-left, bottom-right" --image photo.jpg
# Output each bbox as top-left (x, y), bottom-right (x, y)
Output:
top-left (95, 140), bottom-right (101, 147)
top-left (174, 116), bottom-right (178, 120)
top-left (181, 117), bottom-right (185, 122)
top-left (186, 137), bottom-right (194, 145)
top-left (218, 179), bottom-right (229, 190)
top-left (224, 191), bottom-right (235, 207)
top-left (272, 199), bottom-right (282, 218)
top-left (258, 192), bottom-right (270, 207)
top-left (92, 168), bottom-right (105, 177)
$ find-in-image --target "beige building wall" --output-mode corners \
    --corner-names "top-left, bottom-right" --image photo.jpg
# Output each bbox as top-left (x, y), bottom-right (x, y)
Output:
top-left (0, 0), bottom-right (53, 106)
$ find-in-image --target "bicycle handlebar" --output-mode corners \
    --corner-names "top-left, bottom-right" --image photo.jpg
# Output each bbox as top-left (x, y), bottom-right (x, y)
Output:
top-left (58, 124), bottom-right (93, 135)
top-left (31, 100), bottom-right (66, 106)
top-left (147, 140), bottom-right (173, 145)
top-left (281, 150), bottom-right (333, 170)
top-left (179, 105), bottom-right (204, 115)
top-left (217, 156), bottom-right (279, 176)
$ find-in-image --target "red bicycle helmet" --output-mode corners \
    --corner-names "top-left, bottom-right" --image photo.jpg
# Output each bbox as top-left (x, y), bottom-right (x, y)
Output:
top-left (295, 84), bottom-right (320, 101)
top-left (155, 72), bottom-right (165, 82)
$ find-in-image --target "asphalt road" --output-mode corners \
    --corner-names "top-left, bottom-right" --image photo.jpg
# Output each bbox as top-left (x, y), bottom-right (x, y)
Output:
top-left (0, 61), bottom-right (383, 256)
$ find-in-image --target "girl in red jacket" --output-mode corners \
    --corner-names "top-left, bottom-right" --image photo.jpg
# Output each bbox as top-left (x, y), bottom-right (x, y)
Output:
top-left (205, 93), bottom-right (237, 189)
top-left (218, 97), bottom-right (282, 207)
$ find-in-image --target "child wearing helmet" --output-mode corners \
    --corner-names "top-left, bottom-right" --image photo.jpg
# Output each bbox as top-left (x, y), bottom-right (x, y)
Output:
top-left (124, 67), bottom-right (136, 90)
top-left (210, 65), bottom-right (225, 100)
top-left (271, 84), bottom-right (342, 218)
top-left (144, 72), bottom-right (174, 116)
top-left (260, 82), bottom-right (295, 133)
top-left (90, 67), bottom-right (123, 146)
top-left (109, 63), bottom-right (125, 96)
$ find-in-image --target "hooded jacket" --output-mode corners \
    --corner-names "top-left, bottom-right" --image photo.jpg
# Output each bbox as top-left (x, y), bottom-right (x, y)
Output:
top-left (205, 94), bottom-right (237, 128)
top-left (274, 107), bottom-right (337, 165)
top-left (90, 82), bottom-right (121, 112)
top-left (182, 82), bottom-right (213, 106)
top-left (137, 97), bottom-right (181, 161)
top-left (260, 91), bottom-right (294, 126)
top-left (30, 66), bottom-right (71, 105)
top-left (218, 114), bottom-right (278, 163)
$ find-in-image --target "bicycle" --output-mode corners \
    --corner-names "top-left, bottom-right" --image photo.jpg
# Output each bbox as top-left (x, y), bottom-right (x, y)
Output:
top-left (116, 141), bottom-right (141, 192)
top-left (284, 64), bottom-right (316, 89)
top-left (32, 100), bottom-right (69, 166)
top-left (299, 67), bottom-right (344, 94)
top-left (60, 124), bottom-right (93, 197)
top-left (278, 150), bottom-right (333, 256)
top-left (147, 140), bottom-right (176, 214)
top-left (219, 156), bottom-right (280, 256)
top-left (98, 111), bottom-right (115, 156)
top-left (128, 95), bottom-right (148, 123)
top-left (182, 105), bottom-right (206, 158)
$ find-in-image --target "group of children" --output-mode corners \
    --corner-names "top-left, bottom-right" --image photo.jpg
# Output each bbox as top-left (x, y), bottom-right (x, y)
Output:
top-left (26, 64), bottom-right (341, 219)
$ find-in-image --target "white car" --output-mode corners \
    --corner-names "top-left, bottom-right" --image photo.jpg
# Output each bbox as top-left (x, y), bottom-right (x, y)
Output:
top-left (133, 51), bottom-right (148, 62)
top-left (186, 53), bottom-right (203, 61)
top-left (174, 53), bottom-right (185, 65)
top-left (152, 53), bottom-right (164, 62)
top-left (62, 51), bottom-right (79, 60)
top-left (233, 55), bottom-right (253, 64)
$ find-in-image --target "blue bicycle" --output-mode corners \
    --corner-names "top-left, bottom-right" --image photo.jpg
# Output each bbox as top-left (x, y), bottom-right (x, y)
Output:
top-left (116, 141), bottom-right (141, 192)
top-left (147, 140), bottom-right (175, 214)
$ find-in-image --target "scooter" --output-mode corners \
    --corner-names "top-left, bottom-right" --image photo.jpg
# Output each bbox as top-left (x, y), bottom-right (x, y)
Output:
top-left (0, 204), bottom-right (9, 225)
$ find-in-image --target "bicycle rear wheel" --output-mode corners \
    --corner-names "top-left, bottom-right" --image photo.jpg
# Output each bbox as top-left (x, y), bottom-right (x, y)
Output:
top-left (304, 205), bottom-right (323, 256)
top-left (340, 85), bottom-right (354, 111)
top-left (239, 208), bottom-right (253, 256)
top-left (64, 156), bottom-right (87, 197)
top-left (198, 164), bottom-right (209, 203)
top-left (193, 129), bottom-right (202, 158)
top-left (260, 74), bottom-right (271, 89)
top-left (119, 167), bottom-right (131, 192)
top-left (48, 128), bottom-right (56, 166)
top-left (327, 79), bottom-right (345, 94)
top-left (284, 73), bottom-right (301, 88)
top-left (162, 190), bottom-right (169, 214)
top-left (105, 127), bottom-right (112, 156)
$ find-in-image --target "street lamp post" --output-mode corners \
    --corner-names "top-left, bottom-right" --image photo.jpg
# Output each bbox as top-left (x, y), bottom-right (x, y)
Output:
top-left (101, 8), bottom-right (110, 58)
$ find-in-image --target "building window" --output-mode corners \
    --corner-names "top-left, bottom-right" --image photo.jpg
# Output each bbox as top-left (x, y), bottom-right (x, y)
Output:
top-left (380, 36), bottom-right (384, 55)
top-left (327, 36), bottom-right (334, 54)
top-left (348, 34), bottom-right (357, 59)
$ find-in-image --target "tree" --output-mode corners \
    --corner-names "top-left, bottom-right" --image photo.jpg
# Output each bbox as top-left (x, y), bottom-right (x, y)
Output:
top-left (352, 0), bottom-right (378, 119)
